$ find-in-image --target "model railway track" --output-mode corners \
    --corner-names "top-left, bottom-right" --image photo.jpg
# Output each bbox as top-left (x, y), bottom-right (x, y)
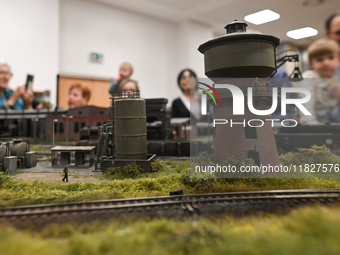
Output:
top-left (1, 189), bottom-right (339, 228)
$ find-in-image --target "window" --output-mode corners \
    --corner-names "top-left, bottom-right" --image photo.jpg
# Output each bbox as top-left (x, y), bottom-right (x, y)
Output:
top-left (54, 122), bottom-right (58, 133)
top-left (97, 122), bottom-right (101, 126)
top-left (81, 122), bottom-right (86, 129)
top-left (245, 126), bottom-right (257, 139)
top-left (59, 123), bottom-right (64, 133)
top-left (247, 150), bottom-right (260, 166)
top-left (74, 122), bottom-right (79, 133)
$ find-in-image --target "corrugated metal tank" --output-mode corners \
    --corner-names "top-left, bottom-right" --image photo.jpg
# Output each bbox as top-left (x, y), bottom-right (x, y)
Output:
top-left (115, 99), bottom-right (147, 159)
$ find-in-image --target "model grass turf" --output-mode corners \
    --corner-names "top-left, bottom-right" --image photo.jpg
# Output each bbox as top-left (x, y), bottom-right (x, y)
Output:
top-left (1, 171), bottom-right (340, 208)
top-left (1, 146), bottom-right (340, 207)
top-left (30, 146), bottom-right (51, 152)
top-left (0, 206), bottom-right (340, 254)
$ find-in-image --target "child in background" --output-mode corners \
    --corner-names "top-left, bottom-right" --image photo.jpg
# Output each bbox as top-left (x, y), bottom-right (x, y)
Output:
top-left (300, 38), bottom-right (340, 124)
top-left (108, 62), bottom-right (133, 94)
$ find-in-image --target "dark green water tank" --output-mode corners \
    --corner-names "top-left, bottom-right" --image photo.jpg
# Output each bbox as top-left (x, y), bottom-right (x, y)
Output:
top-left (198, 20), bottom-right (280, 79)
top-left (115, 99), bottom-right (147, 159)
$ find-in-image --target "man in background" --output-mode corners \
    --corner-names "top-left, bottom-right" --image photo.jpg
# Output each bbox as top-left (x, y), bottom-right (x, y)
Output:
top-left (325, 12), bottom-right (340, 44)
top-left (325, 12), bottom-right (340, 76)
top-left (62, 163), bottom-right (69, 182)
top-left (0, 60), bottom-right (34, 110)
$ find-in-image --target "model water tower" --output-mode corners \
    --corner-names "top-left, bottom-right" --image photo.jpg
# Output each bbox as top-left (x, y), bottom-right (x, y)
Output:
top-left (198, 20), bottom-right (281, 166)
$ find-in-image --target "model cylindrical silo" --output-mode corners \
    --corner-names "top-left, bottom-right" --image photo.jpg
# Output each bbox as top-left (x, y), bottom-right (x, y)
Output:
top-left (115, 99), bottom-right (147, 159)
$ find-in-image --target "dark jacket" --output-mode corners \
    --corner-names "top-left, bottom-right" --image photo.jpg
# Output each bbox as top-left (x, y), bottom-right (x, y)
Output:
top-left (171, 98), bottom-right (190, 118)
top-left (63, 166), bottom-right (68, 174)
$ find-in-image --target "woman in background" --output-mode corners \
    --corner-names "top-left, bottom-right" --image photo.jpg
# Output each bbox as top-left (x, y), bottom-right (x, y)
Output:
top-left (116, 78), bottom-right (139, 98)
top-left (171, 68), bottom-right (200, 120)
top-left (68, 83), bottom-right (91, 109)
top-left (118, 78), bottom-right (139, 91)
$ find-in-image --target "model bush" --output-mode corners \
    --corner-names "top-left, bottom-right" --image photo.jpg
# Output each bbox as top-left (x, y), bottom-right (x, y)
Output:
top-left (123, 163), bottom-right (143, 178)
top-left (279, 145), bottom-right (337, 165)
top-left (151, 159), bottom-right (164, 172)
top-left (105, 163), bottom-right (143, 179)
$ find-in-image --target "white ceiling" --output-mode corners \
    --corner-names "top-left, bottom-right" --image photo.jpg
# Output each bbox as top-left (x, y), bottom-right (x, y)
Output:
top-left (93, 0), bottom-right (340, 47)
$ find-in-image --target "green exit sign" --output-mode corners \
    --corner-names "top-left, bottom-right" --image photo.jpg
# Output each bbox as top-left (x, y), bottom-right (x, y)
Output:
top-left (90, 52), bottom-right (103, 63)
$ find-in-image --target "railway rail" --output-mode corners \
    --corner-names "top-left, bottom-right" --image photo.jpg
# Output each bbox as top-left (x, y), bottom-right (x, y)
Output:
top-left (1, 189), bottom-right (339, 229)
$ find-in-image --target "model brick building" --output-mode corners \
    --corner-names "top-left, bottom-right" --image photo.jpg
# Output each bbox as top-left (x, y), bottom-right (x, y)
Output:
top-left (45, 106), bottom-right (109, 141)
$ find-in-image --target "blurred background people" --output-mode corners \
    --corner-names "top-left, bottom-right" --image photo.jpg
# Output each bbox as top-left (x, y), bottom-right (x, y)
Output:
top-left (0, 61), bottom-right (33, 110)
top-left (118, 78), bottom-right (139, 91)
top-left (171, 68), bottom-right (200, 120)
top-left (300, 38), bottom-right (340, 123)
top-left (68, 83), bottom-right (91, 108)
top-left (325, 12), bottom-right (340, 44)
top-left (109, 62), bottom-right (134, 94)
top-left (117, 78), bottom-right (139, 98)
top-left (325, 12), bottom-right (340, 76)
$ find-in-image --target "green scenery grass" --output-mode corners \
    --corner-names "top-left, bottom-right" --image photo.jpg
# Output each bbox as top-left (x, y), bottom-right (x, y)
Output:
top-left (30, 146), bottom-right (51, 153)
top-left (1, 146), bottom-right (340, 254)
top-left (1, 205), bottom-right (340, 254)
top-left (0, 166), bottom-right (340, 208)
top-left (0, 146), bottom-right (339, 208)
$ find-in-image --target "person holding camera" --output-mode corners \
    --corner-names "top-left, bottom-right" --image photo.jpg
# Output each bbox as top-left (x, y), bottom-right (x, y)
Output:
top-left (0, 60), bottom-right (33, 110)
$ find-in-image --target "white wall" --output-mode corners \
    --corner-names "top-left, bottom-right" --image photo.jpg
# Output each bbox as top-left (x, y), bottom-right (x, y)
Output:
top-left (60, 0), bottom-right (178, 103)
top-left (177, 21), bottom-right (214, 78)
top-left (59, 0), bottom-right (214, 105)
top-left (0, 0), bottom-right (59, 106)
top-left (0, 0), bottom-right (215, 108)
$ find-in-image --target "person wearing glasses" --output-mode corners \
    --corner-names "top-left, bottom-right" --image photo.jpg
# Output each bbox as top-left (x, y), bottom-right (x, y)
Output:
top-left (0, 60), bottom-right (33, 110)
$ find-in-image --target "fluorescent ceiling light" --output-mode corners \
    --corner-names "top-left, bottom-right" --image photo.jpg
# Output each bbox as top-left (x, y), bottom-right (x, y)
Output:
top-left (244, 9), bottom-right (280, 25)
top-left (286, 27), bottom-right (318, 39)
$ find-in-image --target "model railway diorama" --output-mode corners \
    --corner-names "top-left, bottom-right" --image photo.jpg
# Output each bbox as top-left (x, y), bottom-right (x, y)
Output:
top-left (1, 21), bottom-right (339, 170)
top-left (1, 102), bottom-right (340, 166)
top-left (1, 20), bottom-right (340, 234)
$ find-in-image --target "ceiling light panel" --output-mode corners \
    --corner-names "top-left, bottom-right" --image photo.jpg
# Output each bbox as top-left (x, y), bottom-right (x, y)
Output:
top-left (244, 9), bottom-right (280, 25)
top-left (286, 27), bottom-right (318, 39)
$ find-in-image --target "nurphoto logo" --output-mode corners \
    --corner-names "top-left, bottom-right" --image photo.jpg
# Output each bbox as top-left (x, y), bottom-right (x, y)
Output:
top-left (199, 82), bottom-right (312, 128)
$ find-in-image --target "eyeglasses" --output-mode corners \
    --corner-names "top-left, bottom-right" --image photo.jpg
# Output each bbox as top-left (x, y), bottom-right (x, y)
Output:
top-left (0, 71), bottom-right (13, 78)
top-left (331, 30), bottom-right (340, 36)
